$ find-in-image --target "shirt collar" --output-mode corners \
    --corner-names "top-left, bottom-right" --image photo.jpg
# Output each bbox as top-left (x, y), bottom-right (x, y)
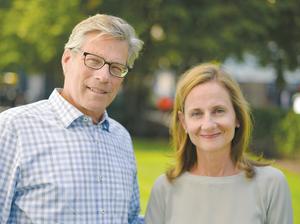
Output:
top-left (99, 112), bottom-right (110, 132)
top-left (49, 88), bottom-right (110, 131)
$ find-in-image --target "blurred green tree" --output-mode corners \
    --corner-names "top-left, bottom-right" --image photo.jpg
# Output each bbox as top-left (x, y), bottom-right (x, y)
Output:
top-left (96, 0), bottom-right (300, 132)
top-left (0, 0), bottom-right (84, 96)
top-left (0, 0), bottom-right (299, 133)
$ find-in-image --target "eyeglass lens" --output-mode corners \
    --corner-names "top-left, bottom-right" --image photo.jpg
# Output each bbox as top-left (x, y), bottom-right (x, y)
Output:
top-left (84, 53), bottom-right (128, 77)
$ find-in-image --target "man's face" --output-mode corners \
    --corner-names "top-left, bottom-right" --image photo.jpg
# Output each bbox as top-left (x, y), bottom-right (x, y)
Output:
top-left (61, 33), bottom-right (128, 123)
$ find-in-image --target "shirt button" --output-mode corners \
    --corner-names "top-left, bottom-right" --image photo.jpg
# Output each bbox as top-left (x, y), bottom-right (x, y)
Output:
top-left (83, 117), bottom-right (89, 122)
top-left (100, 209), bottom-right (105, 214)
top-left (98, 175), bottom-right (103, 182)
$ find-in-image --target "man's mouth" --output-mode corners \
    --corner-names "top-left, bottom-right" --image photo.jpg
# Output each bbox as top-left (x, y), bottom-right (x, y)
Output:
top-left (87, 87), bottom-right (109, 94)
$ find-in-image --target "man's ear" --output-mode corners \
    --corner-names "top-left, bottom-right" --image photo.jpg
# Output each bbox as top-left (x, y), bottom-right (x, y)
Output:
top-left (61, 49), bottom-right (72, 76)
top-left (178, 110), bottom-right (187, 133)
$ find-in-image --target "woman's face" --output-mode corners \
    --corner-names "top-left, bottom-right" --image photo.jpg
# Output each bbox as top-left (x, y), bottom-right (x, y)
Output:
top-left (179, 81), bottom-right (239, 154)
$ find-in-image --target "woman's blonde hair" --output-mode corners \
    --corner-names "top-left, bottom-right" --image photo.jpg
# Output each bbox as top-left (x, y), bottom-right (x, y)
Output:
top-left (64, 14), bottom-right (143, 68)
top-left (167, 63), bottom-right (269, 181)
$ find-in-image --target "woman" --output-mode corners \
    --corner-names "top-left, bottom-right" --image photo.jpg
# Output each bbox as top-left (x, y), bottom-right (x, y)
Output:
top-left (145, 63), bottom-right (293, 224)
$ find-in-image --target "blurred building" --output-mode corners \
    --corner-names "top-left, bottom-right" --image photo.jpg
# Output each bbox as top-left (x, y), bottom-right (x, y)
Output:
top-left (0, 71), bottom-right (45, 108)
top-left (224, 54), bottom-right (300, 109)
top-left (151, 55), bottom-right (300, 111)
top-left (0, 72), bottom-right (24, 107)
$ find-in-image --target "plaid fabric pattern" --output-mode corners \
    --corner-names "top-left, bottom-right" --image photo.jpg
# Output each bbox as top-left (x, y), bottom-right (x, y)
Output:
top-left (0, 89), bottom-right (142, 224)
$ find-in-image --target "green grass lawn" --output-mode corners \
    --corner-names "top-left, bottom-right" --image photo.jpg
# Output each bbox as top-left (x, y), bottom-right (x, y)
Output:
top-left (133, 138), bottom-right (300, 223)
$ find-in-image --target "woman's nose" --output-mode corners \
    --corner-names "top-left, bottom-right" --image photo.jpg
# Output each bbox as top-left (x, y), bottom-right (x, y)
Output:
top-left (200, 115), bottom-right (217, 130)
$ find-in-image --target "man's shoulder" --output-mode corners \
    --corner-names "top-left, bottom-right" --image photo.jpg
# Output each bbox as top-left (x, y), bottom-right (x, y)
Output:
top-left (107, 117), bottom-right (130, 135)
top-left (0, 99), bottom-right (49, 124)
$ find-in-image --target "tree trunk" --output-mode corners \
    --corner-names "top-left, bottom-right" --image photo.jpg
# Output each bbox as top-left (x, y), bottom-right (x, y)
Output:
top-left (274, 57), bottom-right (286, 107)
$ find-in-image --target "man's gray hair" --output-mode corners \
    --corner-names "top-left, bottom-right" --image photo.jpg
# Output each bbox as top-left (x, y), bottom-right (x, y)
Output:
top-left (65, 14), bottom-right (143, 68)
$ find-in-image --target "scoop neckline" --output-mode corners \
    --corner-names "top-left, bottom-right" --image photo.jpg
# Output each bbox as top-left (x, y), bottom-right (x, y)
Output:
top-left (182, 170), bottom-right (245, 183)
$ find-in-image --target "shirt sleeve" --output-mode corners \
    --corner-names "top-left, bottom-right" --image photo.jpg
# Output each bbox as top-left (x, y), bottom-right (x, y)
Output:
top-left (144, 175), bottom-right (166, 224)
top-left (266, 169), bottom-right (293, 224)
top-left (128, 171), bottom-right (143, 224)
top-left (0, 115), bottom-right (20, 223)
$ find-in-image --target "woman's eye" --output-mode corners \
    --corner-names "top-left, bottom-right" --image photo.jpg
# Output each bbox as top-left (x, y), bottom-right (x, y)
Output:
top-left (191, 111), bottom-right (201, 117)
top-left (214, 108), bottom-right (225, 114)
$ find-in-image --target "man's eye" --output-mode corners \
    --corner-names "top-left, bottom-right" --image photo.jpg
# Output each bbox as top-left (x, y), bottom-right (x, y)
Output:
top-left (111, 65), bottom-right (123, 73)
top-left (86, 57), bottom-right (101, 65)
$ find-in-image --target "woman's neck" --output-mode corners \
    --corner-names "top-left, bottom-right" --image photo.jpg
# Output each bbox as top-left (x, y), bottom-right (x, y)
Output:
top-left (190, 149), bottom-right (239, 177)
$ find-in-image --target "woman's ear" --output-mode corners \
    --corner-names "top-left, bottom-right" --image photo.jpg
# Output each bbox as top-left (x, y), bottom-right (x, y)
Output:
top-left (236, 119), bottom-right (240, 128)
top-left (178, 111), bottom-right (187, 133)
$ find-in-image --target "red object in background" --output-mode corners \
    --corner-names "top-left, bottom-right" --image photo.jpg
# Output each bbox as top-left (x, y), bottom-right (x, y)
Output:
top-left (157, 97), bottom-right (173, 111)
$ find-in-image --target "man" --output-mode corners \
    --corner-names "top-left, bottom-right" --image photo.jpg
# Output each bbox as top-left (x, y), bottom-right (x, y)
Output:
top-left (0, 14), bottom-right (143, 223)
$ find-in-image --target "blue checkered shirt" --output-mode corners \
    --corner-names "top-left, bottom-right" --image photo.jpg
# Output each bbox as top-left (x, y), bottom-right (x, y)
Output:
top-left (0, 89), bottom-right (143, 223)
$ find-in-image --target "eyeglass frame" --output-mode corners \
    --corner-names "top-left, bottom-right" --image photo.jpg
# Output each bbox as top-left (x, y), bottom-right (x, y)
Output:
top-left (71, 48), bottom-right (129, 78)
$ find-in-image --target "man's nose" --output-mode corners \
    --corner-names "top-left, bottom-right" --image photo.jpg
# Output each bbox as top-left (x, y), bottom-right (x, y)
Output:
top-left (94, 64), bottom-right (110, 82)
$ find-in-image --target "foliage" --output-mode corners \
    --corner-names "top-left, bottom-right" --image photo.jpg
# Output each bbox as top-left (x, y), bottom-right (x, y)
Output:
top-left (1, 0), bottom-right (300, 130)
top-left (89, 0), bottom-right (300, 130)
top-left (251, 107), bottom-right (287, 158)
top-left (251, 108), bottom-right (300, 159)
top-left (275, 111), bottom-right (300, 157)
top-left (0, 0), bottom-right (82, 70)
top-left (245, 0), bottom-right (300, 94)
top-left (0, 0), bottom-right (84, 95)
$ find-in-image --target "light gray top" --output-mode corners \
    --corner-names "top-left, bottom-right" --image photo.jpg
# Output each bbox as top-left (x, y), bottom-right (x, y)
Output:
top-left (145, 166), bottom-right (293, 224)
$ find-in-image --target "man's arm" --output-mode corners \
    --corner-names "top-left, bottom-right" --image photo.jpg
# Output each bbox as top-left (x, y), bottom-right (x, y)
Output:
top-left (0, 115), bottom-right (20, 223)
top-left (128, 171), bottom-right (144, 224)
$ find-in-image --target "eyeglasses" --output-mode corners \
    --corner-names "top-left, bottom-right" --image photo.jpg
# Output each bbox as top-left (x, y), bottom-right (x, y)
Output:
top-left (75, 49), bottom-right (129, 78)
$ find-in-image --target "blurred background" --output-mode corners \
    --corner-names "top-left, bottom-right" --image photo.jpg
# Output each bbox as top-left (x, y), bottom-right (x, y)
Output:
top-left (1, 0), bottom-right (300, 159)
top-left (1, 0), bottom-right (300, 219)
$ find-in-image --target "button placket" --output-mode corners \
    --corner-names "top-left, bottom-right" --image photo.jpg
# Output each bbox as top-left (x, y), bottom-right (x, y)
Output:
top-left (83, 116), bottom-right (89, 123)
top-left (98, 175), bottom-right (103, 183)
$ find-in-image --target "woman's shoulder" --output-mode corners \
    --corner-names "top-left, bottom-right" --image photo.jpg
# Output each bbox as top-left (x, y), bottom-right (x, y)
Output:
top-left (254, 165), bottom-right (288, 189)
top-left (152, 174), bottom-right (171, 190)
top-left (254, 165), bottom-right (292, 222)
top-left (255, 165), bottom-right (286, 179)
